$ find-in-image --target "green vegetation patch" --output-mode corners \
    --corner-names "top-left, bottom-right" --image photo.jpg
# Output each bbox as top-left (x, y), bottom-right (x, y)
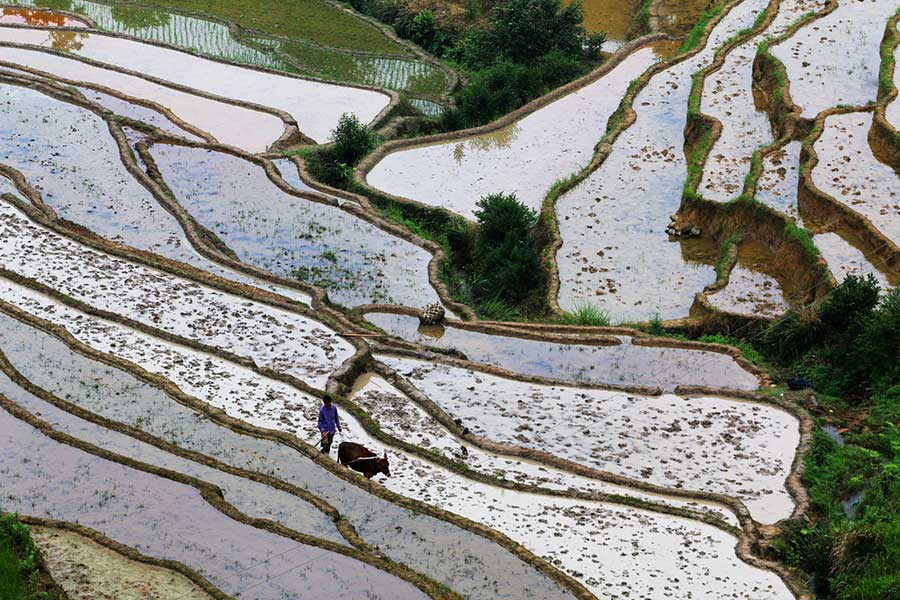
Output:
top-left (89, 0), bottom-right (403, 53)
top-left (278, 41), bottom-right (447, 96)
top-left (879, 10), bottom-right (900, 99)
top-left (678, 4), bottom-right (724, 54)
top-left (0, 514), bottom-right (63, 600)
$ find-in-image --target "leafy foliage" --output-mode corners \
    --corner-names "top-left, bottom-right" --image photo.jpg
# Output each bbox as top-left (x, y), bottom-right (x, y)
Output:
top-left (304, 113), bottom-right (378, 187)
top-left (764, 277), bottom-right (900, 598)
top-left (470, 193), bottom-right (542, 306)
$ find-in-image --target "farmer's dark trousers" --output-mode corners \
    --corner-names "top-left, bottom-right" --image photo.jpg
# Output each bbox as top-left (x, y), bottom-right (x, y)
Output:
top-left (320, 431), bottom-right (335, 454)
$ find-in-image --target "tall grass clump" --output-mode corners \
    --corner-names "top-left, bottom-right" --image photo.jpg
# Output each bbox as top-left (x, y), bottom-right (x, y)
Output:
top-left (561, 303), bottom-right (611, 326)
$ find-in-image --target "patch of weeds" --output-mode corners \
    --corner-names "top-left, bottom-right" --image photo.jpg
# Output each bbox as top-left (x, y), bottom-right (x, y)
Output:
top-left (678, 3), bottom-right (724, 54)
top-left (783, 220), bottom-right (819, 257)
top-left (560, 303), bottom-right (610, 326)
top-left (713, 231), bottom-right (742, 280)
top-left (879, 10), bottom-right (899, 98)
top-left (0, 513), bottom-right (62, 600)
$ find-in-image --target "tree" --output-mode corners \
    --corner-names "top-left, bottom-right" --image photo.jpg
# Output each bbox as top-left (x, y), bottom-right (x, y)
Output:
top-left (471, 193), bottom-right (542, 305)
top-left (330, 113), bottom-right (378, 167)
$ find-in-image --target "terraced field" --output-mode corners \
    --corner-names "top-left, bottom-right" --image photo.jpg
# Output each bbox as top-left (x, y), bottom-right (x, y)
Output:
top-left (1, 1), bottom-right (897, 599)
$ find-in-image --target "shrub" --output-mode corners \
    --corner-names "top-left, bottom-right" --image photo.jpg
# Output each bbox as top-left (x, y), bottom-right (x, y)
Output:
top-left (303, 113), bottom-right (377, 187)
top-left (484, 0), bottom-right (584, 63)
top-left (330, 113), bottom-right (378, 167)
top-left (470, 193), bottom-right (542, 306)
top-left (443, 51), bottom-right (586, 129)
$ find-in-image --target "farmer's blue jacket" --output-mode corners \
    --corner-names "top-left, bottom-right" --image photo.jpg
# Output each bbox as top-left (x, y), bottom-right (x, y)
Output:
top-left (318, 404), bottom-right (340, 433)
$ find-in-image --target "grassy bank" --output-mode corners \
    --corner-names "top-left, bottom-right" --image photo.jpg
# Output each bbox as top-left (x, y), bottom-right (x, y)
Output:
top-left (0, 514), bottom-right (63, 600)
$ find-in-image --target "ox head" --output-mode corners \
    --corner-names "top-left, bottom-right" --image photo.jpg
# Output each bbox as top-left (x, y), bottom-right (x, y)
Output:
top-left (376, 451), bottom-right (390, 478)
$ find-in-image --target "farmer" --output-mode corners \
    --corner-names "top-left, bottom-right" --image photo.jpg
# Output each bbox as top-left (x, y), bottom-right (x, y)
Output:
top-left (317, 394), bottom-right (342, 455)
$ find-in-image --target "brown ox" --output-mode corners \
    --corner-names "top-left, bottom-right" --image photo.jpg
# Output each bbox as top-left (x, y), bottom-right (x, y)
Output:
top-left (337, 442), bottom-right (390, 479)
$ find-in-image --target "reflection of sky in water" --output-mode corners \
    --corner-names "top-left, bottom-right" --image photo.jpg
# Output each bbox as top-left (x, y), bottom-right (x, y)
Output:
top-left (367, 312), bottom-right (759, 391)
top-left (151, 144), bottom-right (438, 308)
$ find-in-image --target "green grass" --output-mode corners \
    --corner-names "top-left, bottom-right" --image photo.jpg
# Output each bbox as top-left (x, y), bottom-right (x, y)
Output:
top-left (0, 513), bottom-right (59, 600)
top-left (37, 0), bottom-right (404, 53)
top-left (713, 232), bottom-right (742, 280)
top-left (784, 219), bottom-right (819, 257)
top-left (560, 303), bottom-right (610, 326)
top-left (697, 333), bottom-right (772, 371)
top-left (678, 4), bottom-right (724, 54)
top-left (683, 121), bottom-right (716, 194)
top-left (879, 10), bottom-right (899, 98)
top-left (631, 0), bottom-right (654, 36)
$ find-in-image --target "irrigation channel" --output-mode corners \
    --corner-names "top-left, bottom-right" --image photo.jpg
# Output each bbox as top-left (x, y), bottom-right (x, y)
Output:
top-left (0, 0), bottom-right (897, 598)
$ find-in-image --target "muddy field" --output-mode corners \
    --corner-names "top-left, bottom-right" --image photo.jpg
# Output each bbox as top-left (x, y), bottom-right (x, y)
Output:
top-left (0, 0), bottom-right (896, 598)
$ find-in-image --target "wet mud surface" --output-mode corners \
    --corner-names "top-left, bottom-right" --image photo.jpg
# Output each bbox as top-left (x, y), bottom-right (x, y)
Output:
top-left (0, 45), bottom-right (286, 151)
top-left (0, 408), bottom-right (427, 600)
top-left (0, 201), bottom-right (353, 386)
top-left (0, 84), bottom-right (311, 302)
top-left (0, 27), bottom-right (390, 142)
top-left (0, 280), bottom-right (573, 599)
top-left (812, 112), bottom-right (900, 247)
top-left (367, 47), bottom-right (659, 218)
top-left (698, 0), bottom-right (825, 202)
top-left (32, 526), bottom-right (213, 600)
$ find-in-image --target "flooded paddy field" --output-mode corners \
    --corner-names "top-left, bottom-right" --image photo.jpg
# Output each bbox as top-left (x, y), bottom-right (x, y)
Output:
top-left (365, 311), bottom-right (760, 391)
top-left (0, 201), bottom-right (353, 386)
top-left (697, 0), bottom-right (826, 202)
top-left (352, 373), bottom-right (741, 526)
top-left (148, 143), bottom-right (439, 308)
top-left (770, 0), bottom-right (898, 118)
top-left (342, 377), bottom-right (793, 599)
top-left (0, 27), bottom-right (390, 142)
top-left (707, 242), bottom-right (791, 317)
top-left (6, 0), bottom-right (881, 594)
top-left (555, 0), bottom-right (769, 321)
top-left (0, 83), bottom-right (311, 302)
top-left (31, 526), bottom-right (213, 600)
top-left (366, 46), bottom-right (660, 218)
top-left (0, 299), bottom-right (567, 599)
top-left (0, 45), bottom-right (286, 151)
top-left (377, 355), bottom-right (799, 522)
top-left (756, 141), bottom-right (803, 220)
top-left (7, 0), bottom-right (449, 97)
top-left (811, 112), bottom-right (900, 248)
top-left (0, 407), bottom-right (427, 600)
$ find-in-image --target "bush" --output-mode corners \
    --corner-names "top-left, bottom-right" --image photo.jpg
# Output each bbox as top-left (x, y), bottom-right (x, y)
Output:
top-left (303, 113), bottom-right (377, 187)
top-left (330, 113), bottom-right (378, 167)
top-left (443, 51), bottom-right (586, 129)
top-left (470, 193), bottom-right (542, 306)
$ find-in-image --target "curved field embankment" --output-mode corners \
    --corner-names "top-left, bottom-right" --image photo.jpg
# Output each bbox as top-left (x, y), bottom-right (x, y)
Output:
top-left (869, 10), bottom-right (900, 170)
